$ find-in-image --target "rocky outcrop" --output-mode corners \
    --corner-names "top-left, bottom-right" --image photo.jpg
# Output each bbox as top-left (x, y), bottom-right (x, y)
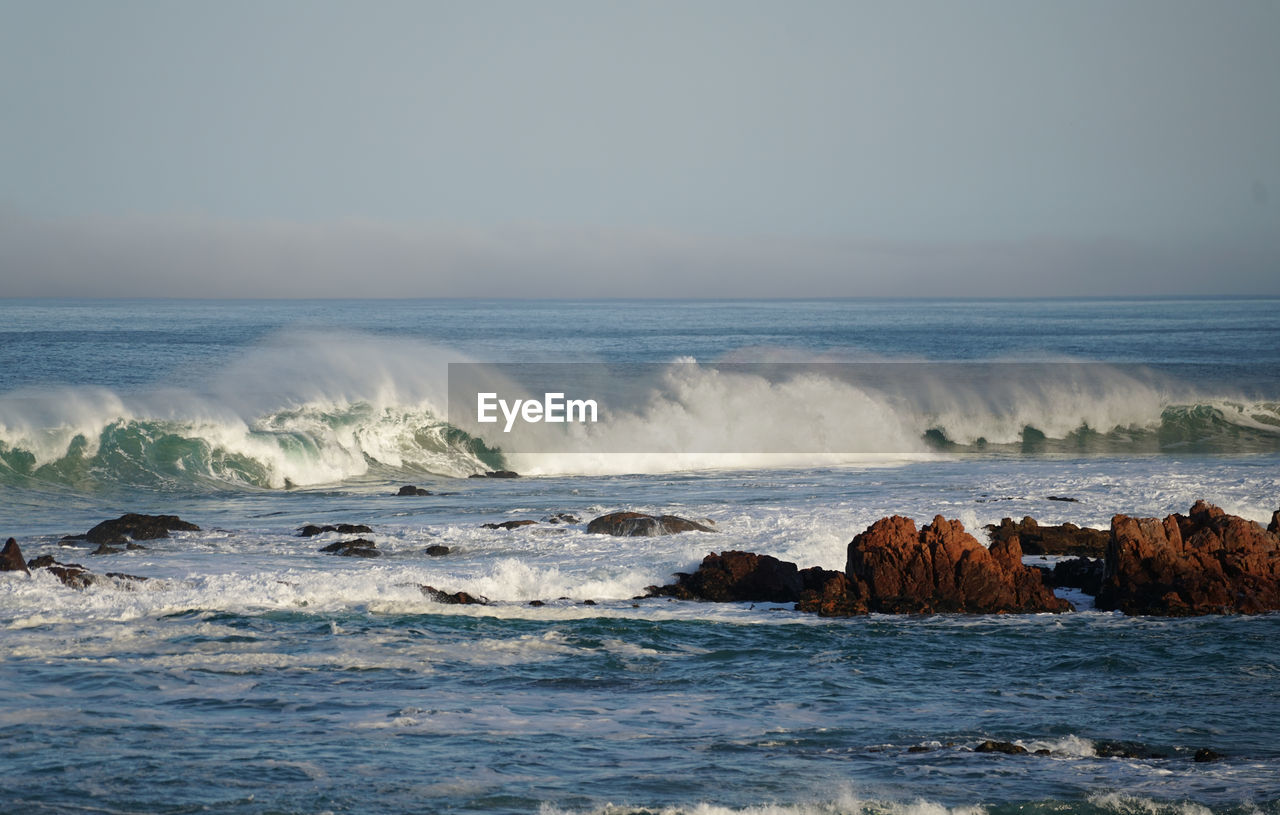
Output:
top-left (795, 568), bottom-right (865, 617)
top-left (845, 516), bottom-right (1070, 613)
top-left (298, 524), bottom-right (372, 537)
top-left (1038, 557), bottom-right (1105, 595)
top-left (23, 554), bottom-right (146, 589)
top-left (2, 538), bottom-right (29, 574)
top-left (1095, 501), bottom-right (1280, 615)
top-left (319, 539), bottom-right (380, 557)
top-left (587, 512), bottom-right (716, 536)
top-left (647, 551), bottom-right (803, 602)
top-left (64, 514), bottom-right (200, 545)
top-left (986, 516), bottom-right (1108, 558)
top-left (396, 485), bottom-right (432, 496)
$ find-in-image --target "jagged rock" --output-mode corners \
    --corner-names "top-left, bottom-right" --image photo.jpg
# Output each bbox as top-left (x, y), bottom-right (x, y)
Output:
top-left (420, 585), bottom-right (488, 604)
top-left (482, 520), bottom-right (538, 530)
top-left (795, 567), bottom-right (866, 617)
top-left (1039, 556), bottom-right (1105, 595)
top-left (1095, 501), bottom-right (1280, 615)
top-left (846, 515), bottom-right (1071, 614)
top-left (425, 545), bottom-right (451, 556)
top-left (298, 524), bottom-right (372, 537)
top-left (986, 516), bottom-right (1109, 557)
top-left (468, 471), bottom-right (520, 479)
top-left (319, 539), bottom-right (380, 558)
top-left (974, 740), bottom-right (1028, 755)
top-left (64, 514), bottom-right (200, 545)
top-left (2, 538), bottom-right (29, 574)
top-left (24, 556), bottom-right (139, 589)
top-left (647, 551), bottom-right (802, 602)
top-left (396, 485), bottom-right (432, 496)
top-left (587, 512), bottom-right (716, 536)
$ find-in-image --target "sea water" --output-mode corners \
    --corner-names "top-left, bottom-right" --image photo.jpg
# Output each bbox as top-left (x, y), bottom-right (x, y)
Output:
top-left (1, 298), bottom-right (1278, 815)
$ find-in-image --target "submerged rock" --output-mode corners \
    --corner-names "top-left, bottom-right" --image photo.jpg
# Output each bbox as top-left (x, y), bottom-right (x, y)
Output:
top-left (420, 585), bottom-right (488, 605)
top-left (974, 740), bottom-right (1028, 755)
top-left (846, 515), bottom-right (1071, 614)
top-left (986, 516), bottom-right (1109, 558)
top-left (425, 545), bottom-right (451, 557)
top-left (1095, 501), bottom-right (1280, 615)
top-left (319, 539), bottom-right (381, 558)
top-left (65, 514), bottom-right (200, 545)
top-left (298, 524), bottom-right (373, 537)
top-left (546, 513), bottom-right (581, 524)
top-left (2, 538), bottom-right (29, 574)
top-left (481, 520), bottom-right (539, 530)
top-left (468, 471), bottom-right (520, 479)
top-left (1194, 748), bottom-right (1223, 762)
top-left (396, 485), bottom-right (432, 496)
top-left (587, 512), bottom-right (716, 536)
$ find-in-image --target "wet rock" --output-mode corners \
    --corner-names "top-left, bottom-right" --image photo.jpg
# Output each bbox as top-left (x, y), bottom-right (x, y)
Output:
top-left (906, 745), bottom-right (933, 753)
top-left (1046, 495), bottom-right (1079, 502)
top-left (319, 539), bottom-right (381, 558)
top-left (1041, 556), bottom-right (1105, 595)
top-left (468, 470), bottom-right (520, 479)
top-left (1096, 501), bottom-right (1280, 615)
top-left (482, 520), bottom-right (539, 530)
top-left (795, 567), bottom-right (866, 617)
top-left (974, 740), bottom-right (1028, 755)
top-left (547, 513), bottom-right (581, 524)
top-left (298, 524), bottom-right (373, 537)
top-left (1093, 740), bottom-right (1168, 759)
top-left (1, 538), bottom-right (29, 574)
top-left (26, 556), bottom-right (97, 589)
top-left (420, 585), bottom-right (488, 605)
top-left (396, 485), bottom-right (432, 496)
top-left (528, 600), bottom-right (546, 607)
top-left (846, 515), bottom-right (1071, 614)
top-left (587, 512), bottom-right (716, 536)
top-left (580, 599), bottom-right (597, 606)
top-left (1194, 748), bottom-right (1223, 762)
top-left (647, 551), bottom-right (803, 603)
top-left (66, 514), bottom-right (200, 545)
top-left (92, 544), bottom-right (124, 556)
top-left (425, 545), bottom-right (451, 557)
top-left (986, 516), bottom-right (1109, 558)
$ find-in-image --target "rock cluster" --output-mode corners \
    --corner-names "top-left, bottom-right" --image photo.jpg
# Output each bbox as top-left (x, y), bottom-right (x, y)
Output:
top-left (986, 516), bottom-right (1108, 557)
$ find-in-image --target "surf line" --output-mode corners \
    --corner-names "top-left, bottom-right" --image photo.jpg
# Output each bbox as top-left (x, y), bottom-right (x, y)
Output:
top-left (476, 392), bottom-right (599, 433)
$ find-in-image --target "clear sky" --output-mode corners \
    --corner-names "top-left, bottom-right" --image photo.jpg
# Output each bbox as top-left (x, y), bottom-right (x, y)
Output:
top-left (1, 0), bottom-right (1277, 297)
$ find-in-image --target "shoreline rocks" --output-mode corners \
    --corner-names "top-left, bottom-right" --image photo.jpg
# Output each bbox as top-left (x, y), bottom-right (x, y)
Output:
top-left (986, 516), bottom-right (1109, 558)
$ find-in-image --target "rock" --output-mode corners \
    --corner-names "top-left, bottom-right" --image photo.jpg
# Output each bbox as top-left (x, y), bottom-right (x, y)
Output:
top-left (1194, 748), bottom-right (1223, 762)
top-left (547, 513), bottom-right (581, 524)
top-left (425, 545), bottom-right (451, 557)
top-left (587, 512), bottom-right (716, 536)
top-left (846, 515), bottom-right (1071, 614)
top-left (319, 539), bottom-right (381, 558)
top-left (974, 740), bottom-right (1028, 755)
top-left (1041, 556), bottom-right (1105, 595)
top-left (1096, 501), bottom-right (1280, 615)
top-left (298, 524), bottom-right (372, 537)
top-left (580, 599), bottom-right (597, 606)
top-left (396, 485), bottom-right (432, 496)
top-left (91, 544), bottom-right (123, 556)
top-left (528, 600), bottom-right (546, 607)
top-left (420, 585), bottom-right (488, 605)
top-left (481, 520), bottom-right (538, 530)
top-left (2, 538), bottom-right (29, 574)
top-left (906, 745), bottom-right (933, 753)
top-left (1046, 495), bottom-right (1079, 502)
top-left (1093, 740), bottom-right (1168, 759)
top-left (69, 514), bottom-right (200, 545)
top-left (26, 556), bottom-right (97, 589)
top-left (647, 551), bottom-right (803, 602)
top-left (986, 516), bottom-right (1109, 557)
top-left (468, 470), bottom-right (520, 479)
top-left (795, 568), bottom-right (866, 617)
top-left (1270, 510), bottom-right (1280, 536)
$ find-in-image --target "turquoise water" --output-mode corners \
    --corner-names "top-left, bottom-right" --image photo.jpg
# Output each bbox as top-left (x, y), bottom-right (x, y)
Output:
top-left (1, 298), bottom-right (1279, 814)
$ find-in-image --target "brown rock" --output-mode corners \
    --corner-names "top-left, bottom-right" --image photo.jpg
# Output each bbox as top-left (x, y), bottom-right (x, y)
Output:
top-left (986, 516), bottom-right (1109, 557)
top-left (845, 515), bottom-right (1071, 614)
top-left (587, 512), bottom-right (716, 536)
top-left (2, 538), bottom-right (29, 574)
top-left (796, 567), bottom-right (866, 617)
top-left (648, 550), bottom-right (803, 602)
top-left (1096, 501), bottom-right (1280, 615)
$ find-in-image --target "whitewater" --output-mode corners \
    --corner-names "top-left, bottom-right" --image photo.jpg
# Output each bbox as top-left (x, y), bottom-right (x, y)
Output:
top-left (2, 298), bottom-right (1279, 815)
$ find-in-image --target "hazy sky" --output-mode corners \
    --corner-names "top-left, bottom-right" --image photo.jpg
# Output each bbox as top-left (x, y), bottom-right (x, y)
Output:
top-left (1, 0), bottom-right (1277, 297)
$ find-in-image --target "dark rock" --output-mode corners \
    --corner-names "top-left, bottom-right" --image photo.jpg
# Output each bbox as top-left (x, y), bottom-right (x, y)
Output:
top-left (528, 600), bottom-right (546, 607)
top-left (396, 485), bottom-right (432, 496)
top-left (26, 556), bottom-right (97, 589)
top-left (795, 567), bottom-right (866, 617)
top-left (1041, 556), bottom-right (1105, 595)
top-left (1270, 510), bottom-right (1280, 536)
top-left (986, 516), bottom-right (1109, 558)
top-left (482, 520), bottom-right (539, 530)
top-left (92, 544), bottom-right (123, 556)
top-left (468, 470), bottom-right (520, 479)
top-left (580, 599), bottom-right (597, 606)
top-left (1, 538), bottom-right (29, 574)
top-left (974, 740), bottom-right (1028, 755)
top-left (425, 545), bottom-right (451, 557)
top-left (420, 585), bottom-right (488, 605)
top-left (547, 513), bottom-right (581, 524)
top-left (298, 523), bottom-right (373, 537)
top-left (1034, 749), bottom-right (1052, 756)
top-left (1094, 740), bottom-right (1168, 759)
top-left (319, 539), bottom-right (380, 558)
top-left (1096, 501), bottom-right (1280, 615)
top-left (1046, 495), bottom-right (1079, 502)
top-left (78, 514), bottom-right (200, 545)
top-left (126, 542), bottom-right (146, 551)
top-left (647, 551), bottom-right (804, 603)
top-left (587, 512), bottom-right (716, 536)
top-left (906, 745), bottom-right (933, 753)
top-left (1194, 748), bottom-right (1223, 762)
top-left (846, 515), bottom-right (1071, 614)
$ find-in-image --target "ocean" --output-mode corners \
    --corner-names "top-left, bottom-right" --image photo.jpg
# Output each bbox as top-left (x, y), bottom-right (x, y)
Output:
top-left (1, 298), bottom-right (1278, 815)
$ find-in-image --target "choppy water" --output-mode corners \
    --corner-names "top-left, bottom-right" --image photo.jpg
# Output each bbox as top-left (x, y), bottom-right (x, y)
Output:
top-left (2, 298), bottom-right (1279, 814)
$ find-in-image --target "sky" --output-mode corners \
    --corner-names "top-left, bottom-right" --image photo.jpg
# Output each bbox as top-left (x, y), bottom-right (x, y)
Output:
top-left (1, 0), bottom-right (1277, 297)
